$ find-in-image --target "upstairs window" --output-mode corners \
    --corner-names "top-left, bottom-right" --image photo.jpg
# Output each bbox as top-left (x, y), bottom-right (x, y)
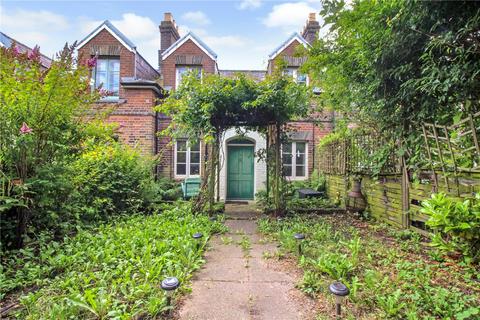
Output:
top-left (175, 140), bottom-right (201, 177)
top-left (176, 66), bottom-right (202, 88)
top-left (92, 57), bottom-right (120, 99)
top-left (282, 141), bottom-right (307, 179)
top-left (285, 67), bottom-right (308, 85)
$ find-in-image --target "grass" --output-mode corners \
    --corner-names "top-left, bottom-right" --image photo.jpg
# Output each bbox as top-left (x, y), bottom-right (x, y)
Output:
top-left (257, 213), bottom-right (480, 319)
top-left (1, 202), bottom-right (227, 319)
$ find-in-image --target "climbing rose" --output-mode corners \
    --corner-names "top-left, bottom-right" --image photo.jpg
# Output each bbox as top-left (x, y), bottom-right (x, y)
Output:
top-left (86, 57), bottom-right (97, 68)
top-left (20, 122), bottom-right (33, 134)
top-left (27, 45), bottom-right (40, 62)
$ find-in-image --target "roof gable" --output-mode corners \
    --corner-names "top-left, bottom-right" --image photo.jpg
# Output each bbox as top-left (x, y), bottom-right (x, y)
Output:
top-left (161, 32), bottom-right (217, 61)
top-left (268, 32), bottom-right (310, 60)
top-left (77, 20), bottom-right (136, 52)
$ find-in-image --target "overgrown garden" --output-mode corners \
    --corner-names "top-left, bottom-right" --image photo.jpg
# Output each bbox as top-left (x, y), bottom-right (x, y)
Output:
top-left (252, 1), bottom-right (480, 319)
top-left (0, 43), bottom-right (225, 318)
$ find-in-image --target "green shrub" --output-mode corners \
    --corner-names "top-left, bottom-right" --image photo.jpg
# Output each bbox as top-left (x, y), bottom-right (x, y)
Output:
top-left (421, 193), bottom-right (480, 263)
top-left (69, 141), bottom-right (150, 220)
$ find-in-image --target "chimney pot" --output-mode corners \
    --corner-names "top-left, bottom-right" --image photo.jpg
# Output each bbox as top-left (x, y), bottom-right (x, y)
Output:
top-left (164, 12), bottom-right (173, 22)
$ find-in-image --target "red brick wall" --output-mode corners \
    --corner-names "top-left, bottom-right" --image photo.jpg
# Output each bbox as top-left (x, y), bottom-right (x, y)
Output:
top-left (287, 110), bottom-right (334, 176)
top-left (78, 29), bottom-right (136, 98)
top-left (157, 116), bottom-right (174, 178)
top-left (78, 28), bottom-right (159, 156)
top-left (161, 38), bottom-right (216, 88)
top-left (157, 38), bottom-right (217, 177)
top-left (267, 39), bottom-right (303, 73)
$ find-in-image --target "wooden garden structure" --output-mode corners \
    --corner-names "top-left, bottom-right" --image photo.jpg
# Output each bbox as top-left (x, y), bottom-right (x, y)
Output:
top-left (319, 112), bottom-right (480, 234)
top-left (157, 72), bottom-right (311, 215)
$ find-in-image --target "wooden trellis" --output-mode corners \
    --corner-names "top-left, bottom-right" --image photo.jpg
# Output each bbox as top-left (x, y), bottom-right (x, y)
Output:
top-left (318, 133), bottom-right (399, 175)
top-left (421, 111), bottom-right (480, 193)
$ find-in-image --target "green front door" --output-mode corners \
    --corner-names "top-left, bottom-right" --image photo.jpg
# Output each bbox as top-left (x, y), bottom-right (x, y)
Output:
top-left (227, 146), bottom-right (254, 200)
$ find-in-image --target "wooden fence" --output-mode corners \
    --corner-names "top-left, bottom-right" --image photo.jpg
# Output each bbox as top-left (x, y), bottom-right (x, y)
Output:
top-left (319, 113), bottom-right (480, 234)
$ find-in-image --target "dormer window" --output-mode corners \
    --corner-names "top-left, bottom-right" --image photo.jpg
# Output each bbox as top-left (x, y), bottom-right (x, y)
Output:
top-left (176, 65), bottom-right (202, 89)
top-left (93, 57), bottom-right (120, 99)
top-left (285, 67), bottom-right (308, 85)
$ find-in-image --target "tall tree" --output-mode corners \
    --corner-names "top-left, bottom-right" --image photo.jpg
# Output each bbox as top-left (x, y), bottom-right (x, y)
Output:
top-left (304, 0), bottom-right (480, 164)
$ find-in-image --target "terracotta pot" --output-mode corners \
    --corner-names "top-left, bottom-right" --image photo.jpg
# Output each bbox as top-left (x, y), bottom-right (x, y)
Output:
top-left (347, 179), bottom-right (367, 212)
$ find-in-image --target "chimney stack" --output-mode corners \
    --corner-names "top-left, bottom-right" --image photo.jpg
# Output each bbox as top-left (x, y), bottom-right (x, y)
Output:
top-left (159, 12), bottom-right (180, 67)
top-left (302, 13), bottom-right (320, 44)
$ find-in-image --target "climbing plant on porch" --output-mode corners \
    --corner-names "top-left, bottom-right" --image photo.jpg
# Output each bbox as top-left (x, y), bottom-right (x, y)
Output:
top-left (156, 68), bottom-right (310, 215)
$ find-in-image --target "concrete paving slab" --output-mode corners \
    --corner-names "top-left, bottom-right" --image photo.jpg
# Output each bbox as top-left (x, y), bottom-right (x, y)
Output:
top-left (178, 281), bottom-right (251, 320)
top-left (248, 282), bottom-right (306, 320)
top-left (247, 258), bottom-right (293, 283)
top-left (224, 219), bottom-right (258, 234)
top-left (195, 257), bottom-right (249, 282)
top-left (177, 203), bottom-right (317, 320)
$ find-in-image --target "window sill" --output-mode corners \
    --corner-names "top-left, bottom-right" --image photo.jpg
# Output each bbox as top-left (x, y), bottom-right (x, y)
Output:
top-left (94, 98), bottom-right (126, 104)
top-left (175, 175), bottom-right (200, 180)
top-left (285, 176), bottom-right (308, 181)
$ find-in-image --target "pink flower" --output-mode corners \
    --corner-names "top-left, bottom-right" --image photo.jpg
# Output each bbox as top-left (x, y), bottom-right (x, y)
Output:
top-left (12, 45), bottom-right (20, 57)
top-left (98, 88), bottom-right (114, 97)
top-left (27, 45), bottom-right (40, 62)
top-left (20, 122), bottom-right (33, 134)
top-left (86, 57), bottom-right (97, 68)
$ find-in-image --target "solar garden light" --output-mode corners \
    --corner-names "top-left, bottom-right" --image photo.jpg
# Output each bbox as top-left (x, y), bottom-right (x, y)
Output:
top-left (329, 281), bottom-right (350, 319)
top-left (192, 232), bottom-right (203, 250)
top-left (161, 277), bottom-right (180, 315)
top-left (293, 233), bottom-right (305, 255)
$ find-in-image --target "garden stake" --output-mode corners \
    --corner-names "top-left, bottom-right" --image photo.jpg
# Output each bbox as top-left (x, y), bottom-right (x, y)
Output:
top-left (293, 233), bottom-right (305, 255)
top-left (329, 281), bottom-right (349, 319)
top-left (193, 232), bottom-right (203, 251)
top-left (161, 277), bottom-right (180, 317)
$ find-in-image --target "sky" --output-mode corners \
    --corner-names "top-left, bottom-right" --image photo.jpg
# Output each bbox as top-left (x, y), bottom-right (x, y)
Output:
top-left (0, 0), bottom-right (324, 70)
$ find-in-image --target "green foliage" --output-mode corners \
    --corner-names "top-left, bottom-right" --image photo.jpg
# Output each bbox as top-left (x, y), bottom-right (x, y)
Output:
top-left (259, 215), bottom-right (479, 319)
top-left (157, 72), bottom-right (311, 141)
top-left (69, 141), bottom-right (151, 220)
top-left (305, 0), bottom-right (480, 167)
top-left (421, 193), bottom-right (480, 263)
top-left (1, 203), bottom-right (226, 317)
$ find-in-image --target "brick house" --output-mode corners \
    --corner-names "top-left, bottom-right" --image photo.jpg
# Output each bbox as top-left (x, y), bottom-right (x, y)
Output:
top-left (78, 12), bottom-right (334, 201)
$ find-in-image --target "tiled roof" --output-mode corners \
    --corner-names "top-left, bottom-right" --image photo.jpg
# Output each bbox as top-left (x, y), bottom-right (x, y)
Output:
top-left (0, 31), bottom-right (52, 68)
top-left (219, 70), bottom-right (266, 82)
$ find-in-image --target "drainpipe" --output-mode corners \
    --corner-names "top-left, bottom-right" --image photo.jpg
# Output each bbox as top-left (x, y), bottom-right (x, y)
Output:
top-left (312, 122), bottom-right (315, 174)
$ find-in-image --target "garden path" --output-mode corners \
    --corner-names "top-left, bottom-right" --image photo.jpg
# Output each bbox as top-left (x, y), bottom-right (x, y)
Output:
top-left (177, 203), bottom-right (317, 320)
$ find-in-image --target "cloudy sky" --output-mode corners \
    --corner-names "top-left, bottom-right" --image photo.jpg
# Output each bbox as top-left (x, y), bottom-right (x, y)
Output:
top-left (0, 0), bottom-right (323, 70)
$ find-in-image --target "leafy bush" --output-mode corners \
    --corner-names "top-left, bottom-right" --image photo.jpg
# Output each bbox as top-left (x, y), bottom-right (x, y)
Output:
top-left (0, 43), bottom-right (98, 248)
top-left (142, 177), bottom-right (182, 205)
top-left (68, 141), bottom-right (151, 220)
top-left (421, 193), bottom-right (480, 263)
top-left (1, 202), bottom-right (226, 317)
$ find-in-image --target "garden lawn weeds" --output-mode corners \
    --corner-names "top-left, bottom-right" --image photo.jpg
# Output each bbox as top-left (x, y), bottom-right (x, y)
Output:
top-left (0, 202), bottom-right (227, 319)
top-left (257, 213), bottom-right (480, 319)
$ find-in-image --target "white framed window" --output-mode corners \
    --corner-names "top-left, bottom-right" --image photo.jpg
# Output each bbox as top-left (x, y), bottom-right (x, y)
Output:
top-left (282, 141), bottom-right (307, 179)
top-left (284, 67), bottom-right (308, 85)
top-left (175, 140), bottom-right (201, 178)
top-left (92, 57), bottom-right (120, 98)
top-left (176, 65), bottom-right (202, 88)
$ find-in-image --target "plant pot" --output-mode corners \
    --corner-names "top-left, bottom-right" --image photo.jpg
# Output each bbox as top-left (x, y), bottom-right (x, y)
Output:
top-left (347, 178), bottom-right (367, 212)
